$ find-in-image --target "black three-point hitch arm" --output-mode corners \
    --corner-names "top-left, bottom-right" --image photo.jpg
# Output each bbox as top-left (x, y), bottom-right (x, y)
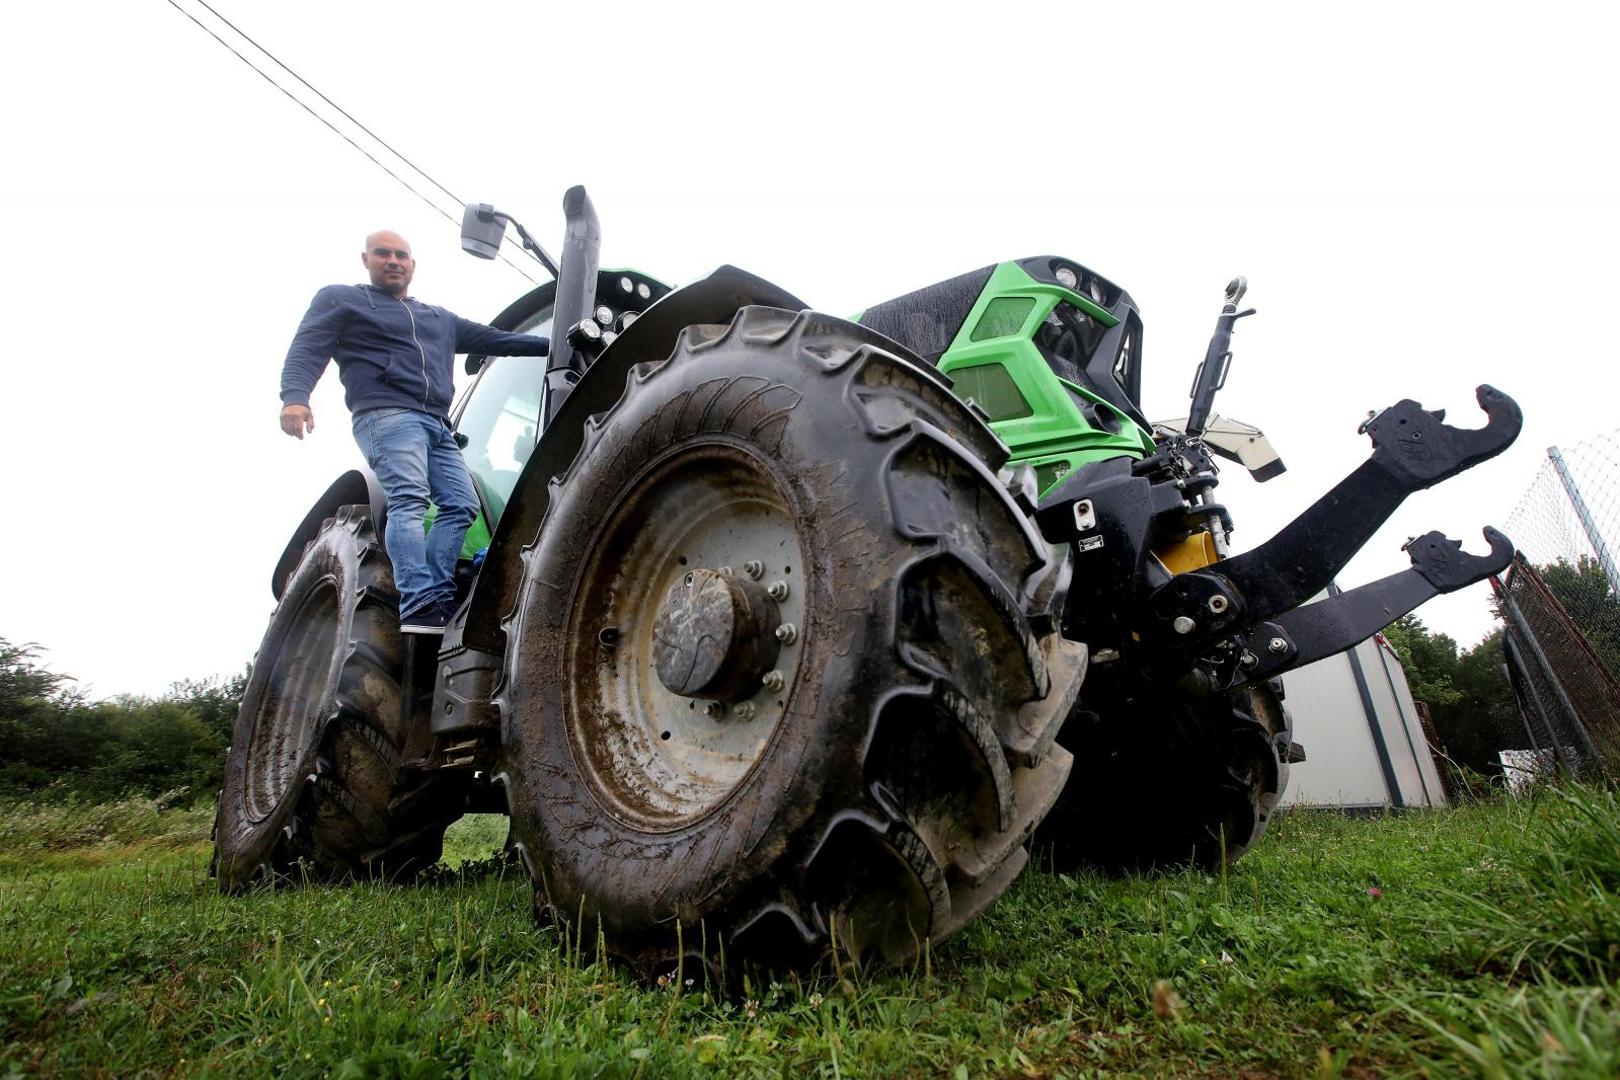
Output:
top-left (1043, 384), bottom-right (1522, 686)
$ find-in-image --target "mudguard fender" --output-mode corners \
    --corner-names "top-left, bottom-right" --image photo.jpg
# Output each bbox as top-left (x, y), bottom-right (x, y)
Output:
top-left (270, 467), bottom-right (388, 600)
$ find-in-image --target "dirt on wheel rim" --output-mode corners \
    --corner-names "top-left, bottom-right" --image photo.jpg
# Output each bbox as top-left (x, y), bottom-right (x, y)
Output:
top-left (565, 445), bottom-right (806, 832)
top-left (497, 306), bottom-right (1076, 976)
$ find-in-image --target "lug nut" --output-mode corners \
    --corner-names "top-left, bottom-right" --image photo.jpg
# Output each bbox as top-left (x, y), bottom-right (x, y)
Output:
top-left (1240, 651), bottom-right (1258, 669)
top-left (718, 565), bottom-right (733, 576)
top-left (1173, 616), bottom-right (1197, 635)
top-left (767, 581), bottom-right (789, 601)
top-left (743, 560), bottom-right (764, 580)
top-left (774, 623), bottom-right (798, 645)
top-left (1207, 595), bottom-right (1229, 615)
top-left (704, 701), bottom-right (727, 719)
top-left (734, 701), bottom-right (755, 720)
top-left (1268, 637), bottom-right (1289, 655)
top-left (762, 670), bottom-right (785, 693)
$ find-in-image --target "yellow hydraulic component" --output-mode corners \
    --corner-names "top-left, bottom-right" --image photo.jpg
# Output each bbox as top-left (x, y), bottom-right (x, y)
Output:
top-left (1156, 532), bottom-right (1220, 574)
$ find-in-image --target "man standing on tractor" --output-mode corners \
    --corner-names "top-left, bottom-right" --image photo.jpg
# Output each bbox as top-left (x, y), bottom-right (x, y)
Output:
top-left (278, 230), bottom-right (549, 634)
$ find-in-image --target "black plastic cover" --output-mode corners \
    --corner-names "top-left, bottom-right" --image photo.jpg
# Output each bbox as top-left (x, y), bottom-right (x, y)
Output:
top-left (858, 265), bottom-right (995, 364)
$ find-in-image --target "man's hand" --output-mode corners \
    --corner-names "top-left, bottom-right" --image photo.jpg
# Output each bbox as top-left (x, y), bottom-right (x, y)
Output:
top-left (280, 404), bottom-right (315, 439)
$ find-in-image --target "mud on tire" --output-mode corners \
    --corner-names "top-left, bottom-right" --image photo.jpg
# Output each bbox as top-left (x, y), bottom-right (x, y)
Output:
top-left (213, 506), bottom-right (462, 889)
top-left (497, 306), bottom-right (1084, 978)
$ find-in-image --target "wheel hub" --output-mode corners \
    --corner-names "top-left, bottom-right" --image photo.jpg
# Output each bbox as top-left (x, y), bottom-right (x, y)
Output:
top-left (562, 446), bottom-right (807, 829)
top-left (652, 568), bottom-right (781, 703)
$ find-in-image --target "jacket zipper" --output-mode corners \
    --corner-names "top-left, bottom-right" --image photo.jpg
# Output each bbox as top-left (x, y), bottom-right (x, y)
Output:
top-left (400, 298), bottom-right (430, 408)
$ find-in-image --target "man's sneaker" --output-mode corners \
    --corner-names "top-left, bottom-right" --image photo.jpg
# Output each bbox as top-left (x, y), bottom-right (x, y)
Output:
top-left (400, 601), bottom-right (453, 635)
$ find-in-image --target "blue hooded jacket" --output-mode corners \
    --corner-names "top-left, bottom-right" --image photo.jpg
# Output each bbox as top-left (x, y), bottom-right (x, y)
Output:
top-left (281, 284), bottom-right (549, 419)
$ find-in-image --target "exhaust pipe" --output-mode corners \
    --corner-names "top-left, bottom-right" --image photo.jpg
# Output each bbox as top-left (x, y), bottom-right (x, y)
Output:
top-left (550, 185), bottom-right (601, 381)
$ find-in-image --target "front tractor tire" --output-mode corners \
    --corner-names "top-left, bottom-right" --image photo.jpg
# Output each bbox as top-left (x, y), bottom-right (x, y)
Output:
top-left (1040, 679), bottom-right (1292, 871)
top-left (498, 307), bottom-right (1084, 978)
top-left (213, 506), bottom-right (461, 889)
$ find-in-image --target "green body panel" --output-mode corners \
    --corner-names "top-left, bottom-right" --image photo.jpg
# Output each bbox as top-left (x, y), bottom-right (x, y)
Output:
top-left (937, 261), bottom-right (1154, 495)
top-left (419, 505), bottom-right (492, 560)
top-left (460, 511), bottom-right (492, 559)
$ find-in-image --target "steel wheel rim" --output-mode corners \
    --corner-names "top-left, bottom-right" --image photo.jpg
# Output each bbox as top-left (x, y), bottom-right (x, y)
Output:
top-left (243, 577), bottom-right (341, 822)
top-left (565, 445), bottom-right (807, 831)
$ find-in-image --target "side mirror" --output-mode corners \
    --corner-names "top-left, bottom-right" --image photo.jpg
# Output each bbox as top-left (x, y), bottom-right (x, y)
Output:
top-left (461, 203), bottom-right (507, 260)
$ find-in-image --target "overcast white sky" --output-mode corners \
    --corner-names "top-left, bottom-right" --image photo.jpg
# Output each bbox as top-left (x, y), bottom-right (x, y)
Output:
top-left (2, 0), bottom-right (1617, 696)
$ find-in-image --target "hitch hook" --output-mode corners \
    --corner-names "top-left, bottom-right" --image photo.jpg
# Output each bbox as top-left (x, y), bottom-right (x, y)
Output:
top-left (1363, 384), bottom-right (1523, 490)
top-left (1405, 526), bottom-right (1514, 591)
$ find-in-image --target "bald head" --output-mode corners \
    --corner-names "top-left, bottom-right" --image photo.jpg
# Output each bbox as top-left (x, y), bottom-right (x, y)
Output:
top-left (361, 230), bottom-right (415, 297)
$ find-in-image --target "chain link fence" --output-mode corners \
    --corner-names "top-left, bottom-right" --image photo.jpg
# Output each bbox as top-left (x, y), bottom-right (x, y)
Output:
top-left (1498, 431), bottom-right (1620, 781)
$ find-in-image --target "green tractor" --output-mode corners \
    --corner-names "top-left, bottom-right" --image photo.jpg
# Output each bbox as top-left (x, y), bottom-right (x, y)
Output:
top-left (214, 188), bottom-right (1521, 978)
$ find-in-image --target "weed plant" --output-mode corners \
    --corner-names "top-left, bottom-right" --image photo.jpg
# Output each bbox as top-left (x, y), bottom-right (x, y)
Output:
top-left (2, 790), bottom-right (1617, 1077)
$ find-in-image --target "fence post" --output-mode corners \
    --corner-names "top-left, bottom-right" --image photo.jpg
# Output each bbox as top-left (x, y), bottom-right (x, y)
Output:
top-left (1499, 586), bottom-right (1604, 774)
top-left (1501, 625), bottom-right (1579, 776)
top-left (1496, 650), bottom-right (1543, 757)
top-left (1549, 445), bottom-right (1620, 595)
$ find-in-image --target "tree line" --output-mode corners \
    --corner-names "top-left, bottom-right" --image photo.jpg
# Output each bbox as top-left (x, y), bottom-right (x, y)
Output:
top-left (1380, 617), bottom-right (1517, 778)
top-left (0, 638), bottom-right (244, 803)
top-left (0, 621), bottom-right (1521, 805)
top-left (4, 556), bottom-right (1611, 804)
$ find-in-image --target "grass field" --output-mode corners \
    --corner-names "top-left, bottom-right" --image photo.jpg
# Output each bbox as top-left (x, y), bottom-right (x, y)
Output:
top-left (2, 788), bottom-right (1618, 1078)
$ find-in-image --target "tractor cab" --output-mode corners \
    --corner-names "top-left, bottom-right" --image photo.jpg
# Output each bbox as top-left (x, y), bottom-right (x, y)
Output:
top-left (857, 258), bottom-right (1155, 496)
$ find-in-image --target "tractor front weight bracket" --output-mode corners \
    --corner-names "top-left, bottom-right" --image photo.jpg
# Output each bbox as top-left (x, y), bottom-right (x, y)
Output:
top-left (1229, 526), bottom-right (1515, 682)
top-left (1040, 384), bottom-right (1522, 685)
top-left (1205, 384), bottom-right (1521, 627)
top-left (1132, 384), bottom-right (1520, 680)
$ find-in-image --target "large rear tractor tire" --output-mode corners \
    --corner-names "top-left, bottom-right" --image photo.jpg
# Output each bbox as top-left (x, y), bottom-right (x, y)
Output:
top-left (498, 307), bottom-right (1084, 978)
top-left (1038, 677), bottom-right (1292, 871)
top-left (213, 506), bottom-right (463, 889)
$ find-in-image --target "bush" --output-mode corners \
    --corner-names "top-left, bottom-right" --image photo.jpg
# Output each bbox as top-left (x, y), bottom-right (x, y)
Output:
top-left (0, 636), bottom-right (244, 802)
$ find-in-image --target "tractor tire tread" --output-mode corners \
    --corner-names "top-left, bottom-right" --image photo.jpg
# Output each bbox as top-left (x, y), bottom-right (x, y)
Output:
top-left (213, 507), bottom-right (463, 890)
top-left (501, 306), bottom-right (1077, 978)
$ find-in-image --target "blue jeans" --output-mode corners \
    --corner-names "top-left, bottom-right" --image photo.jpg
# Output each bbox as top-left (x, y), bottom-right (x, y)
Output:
top-left (351, 407), bottom-right (479, 618)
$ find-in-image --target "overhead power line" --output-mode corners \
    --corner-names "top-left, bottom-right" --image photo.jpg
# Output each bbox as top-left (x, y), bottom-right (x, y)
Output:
top-left (191, 1), bottom-right (467, 215)
top-left (162, 0), bottom-right (542, 286)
